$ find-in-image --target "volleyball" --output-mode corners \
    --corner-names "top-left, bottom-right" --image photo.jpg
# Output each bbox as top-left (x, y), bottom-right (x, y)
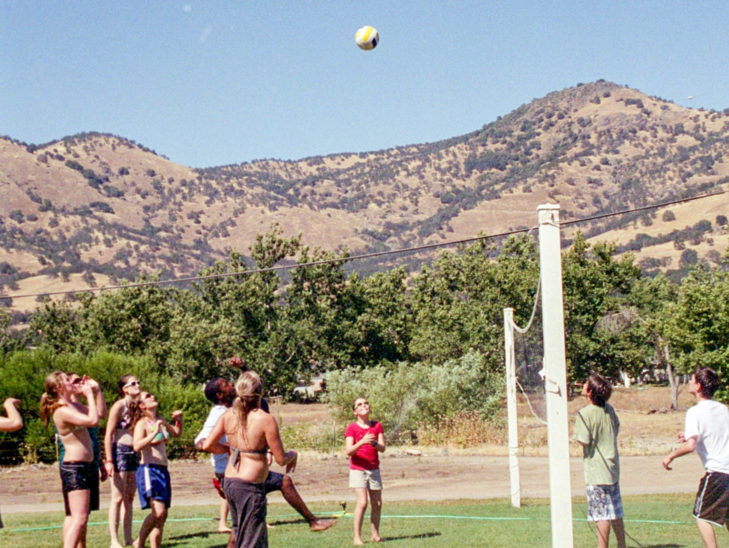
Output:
top-left (355, 26), bottom-right (379, 50)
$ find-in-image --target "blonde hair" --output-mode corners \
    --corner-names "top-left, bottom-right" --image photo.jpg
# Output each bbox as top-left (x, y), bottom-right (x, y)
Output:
top-left (233, 371), bottom-right (263, 435)
top-left (39, 371), bottom-right (67, 427)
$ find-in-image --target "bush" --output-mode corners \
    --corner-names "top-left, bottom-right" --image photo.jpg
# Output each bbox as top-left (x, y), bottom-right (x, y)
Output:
top-left (0, 350), bottom-right (209, 463)
top-left (325, 351), bottom-right (503, 445)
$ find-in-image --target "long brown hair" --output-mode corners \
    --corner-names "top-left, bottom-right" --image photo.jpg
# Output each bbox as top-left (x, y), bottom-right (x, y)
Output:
top-left (118, 374), bottom-right (136, 397)
top-left (128, 392), bottom-right (155, 429)
top-left (233, 371), bottom-right (263, 435)
top-left (39, 371), bottom-right (67, 427)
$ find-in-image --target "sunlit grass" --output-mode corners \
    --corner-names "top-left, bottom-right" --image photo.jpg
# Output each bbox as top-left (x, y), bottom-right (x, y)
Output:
top-left (0, 495), bottom-right (704, 547)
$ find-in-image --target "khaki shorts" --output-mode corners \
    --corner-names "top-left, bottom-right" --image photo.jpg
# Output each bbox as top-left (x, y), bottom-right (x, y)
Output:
top-left (349, 468), bottom-right (382, 490)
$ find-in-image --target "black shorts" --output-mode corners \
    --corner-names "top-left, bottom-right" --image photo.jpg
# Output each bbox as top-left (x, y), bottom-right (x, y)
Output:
top-left (223, 479), bottom-right (267, 548)
top-left (112, 442), bottom-right (140, 472)
top-left (60, 461), bottom-right (100, 516)
top-left (264, 471), bottom-right (284, 494)
top-left (694, 471), bottom-right (729, 525)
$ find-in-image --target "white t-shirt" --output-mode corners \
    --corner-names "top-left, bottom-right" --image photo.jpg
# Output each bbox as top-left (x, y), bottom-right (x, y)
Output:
top-left (684, 399), bottom-right (729, 474)
top-left (194, 405), bottom-right (228, 475)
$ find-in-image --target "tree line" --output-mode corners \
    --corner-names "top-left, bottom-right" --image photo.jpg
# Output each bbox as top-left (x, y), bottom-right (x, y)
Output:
top-left (1, 226), bottom-right (728, 461)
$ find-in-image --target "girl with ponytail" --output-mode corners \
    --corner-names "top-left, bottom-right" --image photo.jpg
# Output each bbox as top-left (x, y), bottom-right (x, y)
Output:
top-left (202, 371), bottom-right (298, 548)
top-left (40, 370), bottom-right (103, 548)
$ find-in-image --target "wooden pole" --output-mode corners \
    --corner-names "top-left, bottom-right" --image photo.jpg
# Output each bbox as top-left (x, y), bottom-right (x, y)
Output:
top-left (537, 204), bottom-right (574, 548)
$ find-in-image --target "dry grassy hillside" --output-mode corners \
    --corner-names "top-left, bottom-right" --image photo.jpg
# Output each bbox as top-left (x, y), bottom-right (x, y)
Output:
top-left (1, 80), bottom-right (729, 314)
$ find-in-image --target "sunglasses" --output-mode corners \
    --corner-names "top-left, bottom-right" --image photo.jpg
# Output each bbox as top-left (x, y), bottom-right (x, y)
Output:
top-left (355, 401), bottom-right (369, 407)
top-left (125, 381), bottom-right (140, 387)
top-left (70, 377), bottom-right (83, 385)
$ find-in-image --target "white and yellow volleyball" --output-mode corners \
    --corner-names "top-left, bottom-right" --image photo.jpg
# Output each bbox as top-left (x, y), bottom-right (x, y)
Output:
top-left (355, 26), bottom-right (379, 50)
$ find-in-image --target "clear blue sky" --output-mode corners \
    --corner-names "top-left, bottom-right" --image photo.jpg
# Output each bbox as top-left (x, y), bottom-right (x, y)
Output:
top-left (3, 1), bottom-right (729, 168)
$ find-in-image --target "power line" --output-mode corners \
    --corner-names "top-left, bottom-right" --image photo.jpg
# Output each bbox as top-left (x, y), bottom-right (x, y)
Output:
top-left (2, 189), bottom-right (724, 303)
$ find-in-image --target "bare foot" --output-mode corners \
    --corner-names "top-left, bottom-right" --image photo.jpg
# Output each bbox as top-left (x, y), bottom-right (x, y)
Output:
top-left (309, 518), bottom-right (337, 532)
top-left (353, 540), bottom-right (364, 546)
top-left (218, 525), bottom-right (233, 533)
top-left (110, 542), bottom-right (124, 548)
top-left (371, 535), bottom-right (382, 543)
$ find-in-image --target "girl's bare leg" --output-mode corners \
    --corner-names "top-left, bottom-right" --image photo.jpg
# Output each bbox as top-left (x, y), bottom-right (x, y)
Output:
top-left (219, 498), bottom-right (232, 532)
top-left (109, 471), bottom-right (124, 547)
top-left (64, 490), bottom-right (90, 548)
top-left (121, 472), bottom-right (136, 545)
top-left (368, 488), bottom-right (382, 542)
top-left (352, 488), bottom-right (368, 546)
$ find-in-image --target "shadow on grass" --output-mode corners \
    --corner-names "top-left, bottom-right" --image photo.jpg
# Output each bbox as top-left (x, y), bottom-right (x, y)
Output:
top-left (269, 517), bottom-right (310, 526)
top-left (380, 531), bottom-right (441, 542)
top-left (638, 545), bottom-right (683, 548)
top-left (166, 530), bottom-right (229, 547)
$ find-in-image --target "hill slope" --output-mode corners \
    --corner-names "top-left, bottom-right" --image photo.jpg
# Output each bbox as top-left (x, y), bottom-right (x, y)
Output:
top-left (2, 80), bottom-right (728, 313)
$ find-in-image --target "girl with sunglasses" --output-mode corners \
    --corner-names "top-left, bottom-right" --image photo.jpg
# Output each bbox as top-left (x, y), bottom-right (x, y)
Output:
top-left (40, 371), bottom-right (104, 548)
top-left (104, 375), bottom-right (143, 548)
top-left (131, 391), bottom-right (183, 548)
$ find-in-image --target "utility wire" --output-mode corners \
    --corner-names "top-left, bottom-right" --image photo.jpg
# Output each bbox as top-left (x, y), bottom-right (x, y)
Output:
top-left (3, 189), bottom-right (724, 302)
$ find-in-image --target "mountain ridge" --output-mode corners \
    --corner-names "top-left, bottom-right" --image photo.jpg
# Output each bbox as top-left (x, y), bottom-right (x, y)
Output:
top-left (2, 80), bottom-right (728, 314)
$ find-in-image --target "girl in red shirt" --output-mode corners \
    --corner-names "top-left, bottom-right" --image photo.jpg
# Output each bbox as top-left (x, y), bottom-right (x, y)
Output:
top-left (345, 397), bottom-right (386, 545)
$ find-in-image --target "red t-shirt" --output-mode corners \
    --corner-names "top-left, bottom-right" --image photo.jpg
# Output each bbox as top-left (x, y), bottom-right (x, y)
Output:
top-left (345, 421), bottom-right (383, 471)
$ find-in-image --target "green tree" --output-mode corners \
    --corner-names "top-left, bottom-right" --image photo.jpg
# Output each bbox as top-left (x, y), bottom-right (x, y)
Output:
top-left (667, 266), bottom-right (729, 388)
top-left (562, 234), bottom-right (643, 382)
top-left (409, 235), bottom-right (538, 370)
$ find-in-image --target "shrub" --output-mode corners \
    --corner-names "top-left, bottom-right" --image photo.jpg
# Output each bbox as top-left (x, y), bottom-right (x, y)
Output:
top-left (0, 350), bottom-right (208, 463)
top-left (325, 351), bottom-right (503, 445)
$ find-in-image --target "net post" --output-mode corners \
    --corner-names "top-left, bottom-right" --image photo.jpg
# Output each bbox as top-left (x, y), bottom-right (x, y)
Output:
top-left (537, 204), bottom-right (574, 548)
top-left (503, 307), bottom-right (521, 508)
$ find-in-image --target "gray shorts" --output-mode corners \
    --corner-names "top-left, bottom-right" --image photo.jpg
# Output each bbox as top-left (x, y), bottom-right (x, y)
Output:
top-left (349, 469), bottom-right (382, 490)
top-left (586, 483), bottom-right (623, 522)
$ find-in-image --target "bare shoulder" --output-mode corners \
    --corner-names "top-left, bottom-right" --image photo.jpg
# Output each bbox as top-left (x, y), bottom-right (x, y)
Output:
top-left (249, 408), bottom-right (275, 425)
top-left (109, 399), bottom-right (124, 415)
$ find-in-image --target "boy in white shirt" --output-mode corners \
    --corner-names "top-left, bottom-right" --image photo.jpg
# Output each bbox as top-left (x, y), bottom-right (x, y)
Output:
top-left (663, 367), bottom-right (729, 548)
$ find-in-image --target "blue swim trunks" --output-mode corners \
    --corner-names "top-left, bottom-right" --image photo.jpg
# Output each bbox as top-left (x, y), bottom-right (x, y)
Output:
top-left (136, 463), bottom-right (171, 509)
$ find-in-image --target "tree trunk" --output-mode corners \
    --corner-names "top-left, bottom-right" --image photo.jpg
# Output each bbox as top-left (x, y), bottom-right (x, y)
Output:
top-left (619, 369), bottom-right (631, 388)
top-left (664, 344), bottom-right (678, 410)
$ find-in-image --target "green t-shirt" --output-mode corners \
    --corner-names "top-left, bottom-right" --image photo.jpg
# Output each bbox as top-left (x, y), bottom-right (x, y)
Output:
top-left (573, 403), bottom-right (620, 485)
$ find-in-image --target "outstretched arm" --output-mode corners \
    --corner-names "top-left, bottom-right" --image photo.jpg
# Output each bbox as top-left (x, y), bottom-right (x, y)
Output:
top-left (201, 414), bottom-right (230, 454)
top-left (166, 410), bottom-right (183, 437)
top-left (662, 434), bottom-right (697, 470)
top-left (0, 398), bottom-right (22, 432)
top-left (86, 377), bottom-right (107, 419)
top-left (264, 414), bottom-right (297, 472)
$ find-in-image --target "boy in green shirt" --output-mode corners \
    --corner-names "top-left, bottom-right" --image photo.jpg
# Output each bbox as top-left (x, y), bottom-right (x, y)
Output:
top-left (573, 373), bottom-right (626, 548)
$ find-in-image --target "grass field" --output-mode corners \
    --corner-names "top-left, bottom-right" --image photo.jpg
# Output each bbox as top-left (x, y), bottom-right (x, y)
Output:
top-left (0, 495), bottom-right (707, 547)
